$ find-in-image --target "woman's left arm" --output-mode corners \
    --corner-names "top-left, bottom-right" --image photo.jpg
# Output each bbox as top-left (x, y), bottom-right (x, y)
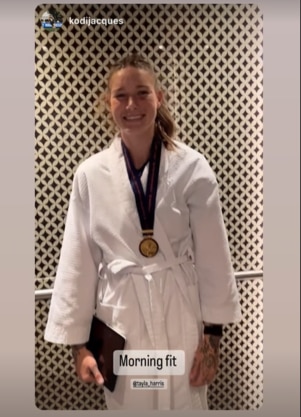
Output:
top-left (187, 156), bottom-right (242, 324)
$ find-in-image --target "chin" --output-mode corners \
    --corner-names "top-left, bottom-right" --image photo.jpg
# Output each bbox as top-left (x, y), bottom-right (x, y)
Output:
top-left (123, 125), bottom-right (152, 135)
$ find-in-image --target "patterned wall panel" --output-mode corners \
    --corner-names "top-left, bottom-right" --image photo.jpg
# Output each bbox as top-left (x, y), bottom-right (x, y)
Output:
top-left (35, 3), bottom-right (263, 288)
top-left (35, 279), bottom-right (263, 410)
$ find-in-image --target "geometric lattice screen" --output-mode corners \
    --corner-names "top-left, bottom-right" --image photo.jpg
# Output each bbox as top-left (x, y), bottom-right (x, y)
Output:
top-left (35, 278), bottom-right (263, 410)
top-left (35, 3), bottom-right (263, 288)
top-left (35, 3), bottom-right (263, 411)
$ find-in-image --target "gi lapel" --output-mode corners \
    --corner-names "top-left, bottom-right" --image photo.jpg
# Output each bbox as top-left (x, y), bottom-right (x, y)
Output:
top-left (154, 215), bottom-right (196, 316)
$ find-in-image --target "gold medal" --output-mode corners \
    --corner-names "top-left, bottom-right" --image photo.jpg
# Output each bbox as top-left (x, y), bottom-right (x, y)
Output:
top-left (122, 139), bottom-right (162, 259)
top-left (139, 237), bottom-right (159, 257)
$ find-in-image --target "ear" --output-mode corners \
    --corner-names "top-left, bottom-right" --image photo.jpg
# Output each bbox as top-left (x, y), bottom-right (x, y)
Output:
top-left (156, 90), bottom-right (163, 108)
top-left (103, 91), bottom-right (111, 111)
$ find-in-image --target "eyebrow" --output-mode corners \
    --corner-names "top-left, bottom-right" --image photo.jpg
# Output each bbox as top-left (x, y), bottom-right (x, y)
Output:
top-left (112, 85), bottom-right (151, 93)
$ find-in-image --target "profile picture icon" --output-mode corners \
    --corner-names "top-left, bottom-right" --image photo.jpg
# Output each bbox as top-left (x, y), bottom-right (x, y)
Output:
top-left (40, 8), bottom-right (63, 31)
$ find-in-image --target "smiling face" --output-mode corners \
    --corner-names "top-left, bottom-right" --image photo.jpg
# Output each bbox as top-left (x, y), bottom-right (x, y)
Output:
top-left (108, 66), bottom-right (163, 142)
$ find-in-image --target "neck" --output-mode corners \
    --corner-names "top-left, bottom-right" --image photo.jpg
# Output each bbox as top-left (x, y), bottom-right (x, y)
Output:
top-left (121, 133), bottom-right (154, 169)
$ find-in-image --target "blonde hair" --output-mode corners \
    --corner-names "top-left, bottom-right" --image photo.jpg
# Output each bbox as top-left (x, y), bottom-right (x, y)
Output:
top-left (103, 53), bottom-right (177, 150)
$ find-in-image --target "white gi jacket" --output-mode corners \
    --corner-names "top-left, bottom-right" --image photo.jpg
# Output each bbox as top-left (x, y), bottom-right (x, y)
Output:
top-left (44, 137), bottom-right (242, 410)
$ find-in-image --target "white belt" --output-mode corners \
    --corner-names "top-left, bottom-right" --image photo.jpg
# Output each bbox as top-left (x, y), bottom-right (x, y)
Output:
top-left (104, 254), bottom-right (191, 280)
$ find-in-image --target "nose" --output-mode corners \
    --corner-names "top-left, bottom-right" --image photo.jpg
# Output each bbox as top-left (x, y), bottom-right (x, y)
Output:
top-left (126, 96), bottom-right (137, 109)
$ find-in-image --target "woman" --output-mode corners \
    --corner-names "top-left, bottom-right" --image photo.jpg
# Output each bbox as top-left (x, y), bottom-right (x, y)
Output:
top-left (44, 53), bottom-right (241, 410)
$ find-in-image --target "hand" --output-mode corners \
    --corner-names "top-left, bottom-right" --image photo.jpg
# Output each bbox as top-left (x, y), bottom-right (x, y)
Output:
top-left (189, 334), bottom-right (221, 387)
top-left (71, 345), bottom-right (104, 385)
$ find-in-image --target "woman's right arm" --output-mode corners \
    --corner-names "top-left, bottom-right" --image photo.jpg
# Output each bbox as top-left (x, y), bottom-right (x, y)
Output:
top-left (44, 166), bottom-right (103, 345)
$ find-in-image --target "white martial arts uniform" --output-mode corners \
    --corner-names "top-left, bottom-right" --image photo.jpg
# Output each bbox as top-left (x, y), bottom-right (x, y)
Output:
top-left (44, 137), bottom-right (241, 410)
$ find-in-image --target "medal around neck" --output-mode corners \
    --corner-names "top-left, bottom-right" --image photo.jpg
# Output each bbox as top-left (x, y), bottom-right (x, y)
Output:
top-left (122, 138), bottom-right (161, 258)
top-left (139, 236), bottom-right (159, 257)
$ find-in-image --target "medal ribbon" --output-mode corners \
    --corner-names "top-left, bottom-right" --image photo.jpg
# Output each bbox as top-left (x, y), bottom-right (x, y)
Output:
top-left (122, 138), bottom-right (161, 237)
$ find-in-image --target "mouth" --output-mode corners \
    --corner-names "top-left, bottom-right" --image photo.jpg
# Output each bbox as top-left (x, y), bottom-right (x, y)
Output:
top-left (123, 115), bottom-right (144, 121)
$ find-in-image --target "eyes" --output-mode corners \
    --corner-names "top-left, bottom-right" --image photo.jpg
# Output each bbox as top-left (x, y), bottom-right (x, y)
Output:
top-left (113, 90), bottom-right (151, 100)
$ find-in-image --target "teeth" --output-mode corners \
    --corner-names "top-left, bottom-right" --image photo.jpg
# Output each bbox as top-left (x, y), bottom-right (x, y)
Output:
top-left (125, 115), bottom-right (143, 120)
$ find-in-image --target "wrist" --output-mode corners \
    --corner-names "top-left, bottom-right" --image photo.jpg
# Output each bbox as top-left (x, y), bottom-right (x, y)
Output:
top-left (71, 343), bottom-right (86, 349)
top-left (71, 343), bottom-right (87, 358)
top-left (203, 323), bottom-right (223, 337)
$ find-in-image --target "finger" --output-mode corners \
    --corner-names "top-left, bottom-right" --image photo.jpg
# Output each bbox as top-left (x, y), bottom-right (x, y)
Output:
top-left (190, 376), bottom-right (207, 387)
top-left (189, 357), bottom-right (201, 384)
top-left (81, 372), bottom-right (97, 383)
top-left (90, 363), bottom-right (104, 385)
top-left (190, 373), bottom-right (207, 387)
